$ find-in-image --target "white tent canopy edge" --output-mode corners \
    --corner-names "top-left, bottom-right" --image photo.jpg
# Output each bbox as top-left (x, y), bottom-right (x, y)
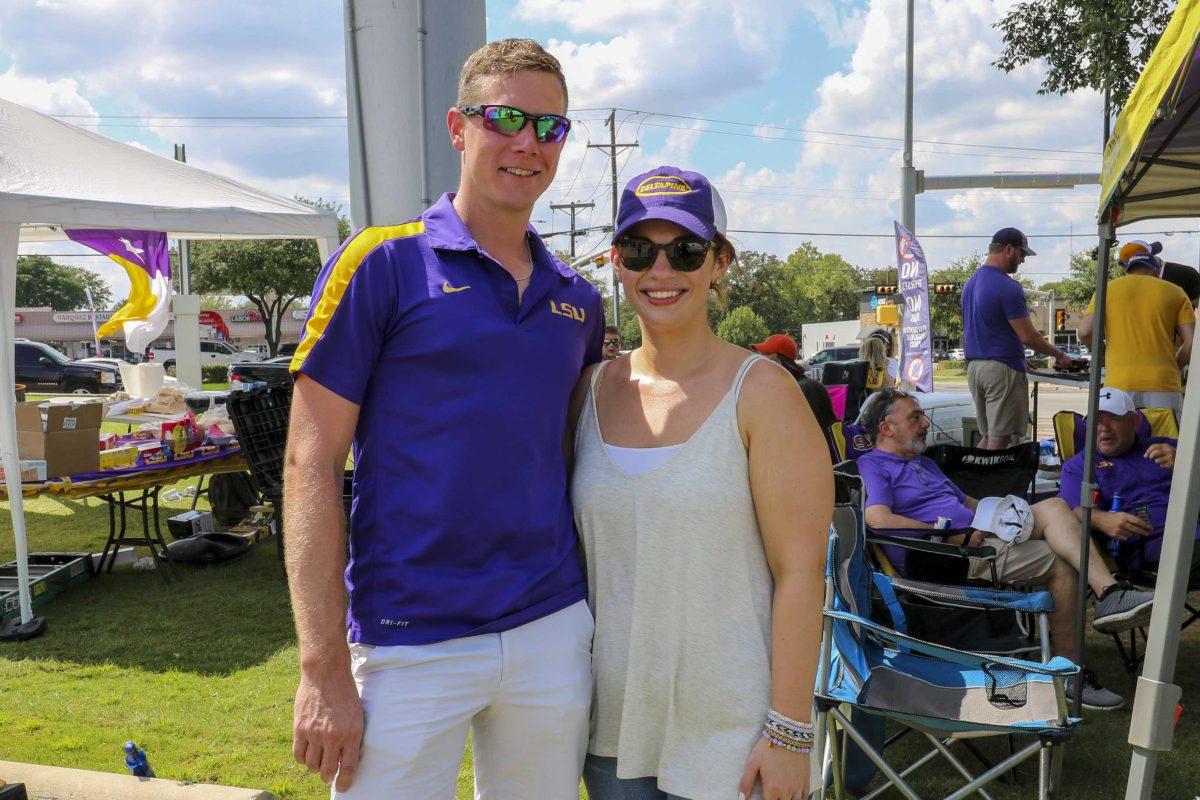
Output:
top-left (0, 97), bottom-right (341, 632)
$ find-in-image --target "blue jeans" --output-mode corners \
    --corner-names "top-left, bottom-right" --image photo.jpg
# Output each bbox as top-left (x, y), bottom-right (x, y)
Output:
top-left (582, 754), bottom-right (688, 800)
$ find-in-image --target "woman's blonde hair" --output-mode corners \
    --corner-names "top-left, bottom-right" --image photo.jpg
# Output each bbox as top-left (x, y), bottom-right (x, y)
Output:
top-left (860, 336), bottom-right (888, 373)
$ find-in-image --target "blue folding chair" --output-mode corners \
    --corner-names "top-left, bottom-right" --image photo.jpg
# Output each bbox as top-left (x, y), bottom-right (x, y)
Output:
top-left (814, 474), bottom-right (1080, 800)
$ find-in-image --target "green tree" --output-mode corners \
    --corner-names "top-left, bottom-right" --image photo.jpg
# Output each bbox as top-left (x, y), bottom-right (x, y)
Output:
top-left (15, 255), bottom-right (113, 310)
top-left (190, 198), bottom-right (351, 355)
top-left (1048, 246), bottom-right (1121, 307)
top-left (716, 305), bottom-right (769, 348)
top-left (784, 244), bottom-right (864, 327)
top-left (994, 0), bottom-right (1173, 113)
top-left (929, 252), bottom-right (983, 342)
top-left (723, 250), bottom-right (795, 334)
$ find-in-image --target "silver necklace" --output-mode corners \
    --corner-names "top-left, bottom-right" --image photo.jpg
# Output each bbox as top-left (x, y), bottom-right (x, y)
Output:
top-left (511, 237), bottom-right (534, 282)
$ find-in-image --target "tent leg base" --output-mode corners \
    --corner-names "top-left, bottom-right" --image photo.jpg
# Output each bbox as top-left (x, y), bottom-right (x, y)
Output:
top-left (0, 614), bottom-right (46, 641)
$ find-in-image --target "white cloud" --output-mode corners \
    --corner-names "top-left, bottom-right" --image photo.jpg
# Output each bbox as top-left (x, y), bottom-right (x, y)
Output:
top-left (521, 0), bottom-right (817, 111)
top-left (694, 0), bottom-right (1128, 284)
top-left (0, 67), bottom-right (96, 115)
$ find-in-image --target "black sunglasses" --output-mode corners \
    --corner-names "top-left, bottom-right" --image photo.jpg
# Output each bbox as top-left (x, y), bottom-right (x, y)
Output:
top-left (603, 338), bottom-right (621, 346)
top-left (458, 104), bottom-right (571, 144)
top-left (616, 236), bottom-right (712, 271)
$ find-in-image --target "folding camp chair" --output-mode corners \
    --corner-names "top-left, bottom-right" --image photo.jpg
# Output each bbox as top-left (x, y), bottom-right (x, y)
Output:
top-left (1052, 407), bottom-right (1198, 672)
top-left (815, 472), bottom-right (1080, 800)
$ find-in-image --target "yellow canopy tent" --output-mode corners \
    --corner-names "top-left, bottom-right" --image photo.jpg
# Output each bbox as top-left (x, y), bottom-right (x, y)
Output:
top-left (1076, 2), bottom-right (1200, 795)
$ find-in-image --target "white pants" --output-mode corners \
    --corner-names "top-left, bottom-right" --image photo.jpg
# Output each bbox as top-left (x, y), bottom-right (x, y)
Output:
top-left (335, 600), bottom-right (594, 800)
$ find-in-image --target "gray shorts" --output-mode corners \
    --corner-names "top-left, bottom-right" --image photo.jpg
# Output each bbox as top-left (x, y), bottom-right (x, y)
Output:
top-left (967, 360), bottom-right (1029, 439)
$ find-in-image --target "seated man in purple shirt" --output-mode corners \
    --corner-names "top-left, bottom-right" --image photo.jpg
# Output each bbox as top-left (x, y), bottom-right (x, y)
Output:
top-left (1058, 386), bottom-right (1200, 572)
top-left (856, 388), bottom-right (1154, 710)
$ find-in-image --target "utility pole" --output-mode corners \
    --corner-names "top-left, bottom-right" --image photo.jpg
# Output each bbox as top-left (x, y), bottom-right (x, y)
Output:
top-left (588, 110), bottom-right (638, 329)
top-left (900, 0), bottom-right (916, 233)
top-left (550, 201), bottom-right (594, 260)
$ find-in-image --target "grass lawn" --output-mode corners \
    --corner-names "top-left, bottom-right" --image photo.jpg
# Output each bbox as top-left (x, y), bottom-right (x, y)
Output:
top-left (3, 430), bottom-right (1200, 797)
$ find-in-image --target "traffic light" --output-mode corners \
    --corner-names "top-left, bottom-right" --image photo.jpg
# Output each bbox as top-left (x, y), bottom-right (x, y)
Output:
top-left (933, 283), bottom-right (959, 294)
top-left (875, 285), bottom-right (897, 295)
top-left (1055, 309), bottom-right (1066, 331)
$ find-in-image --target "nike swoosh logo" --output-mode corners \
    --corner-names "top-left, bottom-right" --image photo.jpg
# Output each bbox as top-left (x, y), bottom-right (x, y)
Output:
top-left (442, 282), bottom-right (471, 294)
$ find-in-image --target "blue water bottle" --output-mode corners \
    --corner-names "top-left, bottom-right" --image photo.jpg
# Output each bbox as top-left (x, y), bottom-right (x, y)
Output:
top-left (1108, 493), bottom-right (1123, 557)
top-left (124, 741), bottom-right (155, 778)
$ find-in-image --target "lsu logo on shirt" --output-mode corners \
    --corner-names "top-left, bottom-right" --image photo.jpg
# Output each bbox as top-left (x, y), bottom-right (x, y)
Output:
top-left (635, 176), bottom-right (690, 196)
top-left (550, 300), bottom-right (586, 323)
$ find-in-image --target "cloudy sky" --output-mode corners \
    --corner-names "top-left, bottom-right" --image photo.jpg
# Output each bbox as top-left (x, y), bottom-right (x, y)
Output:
top-left (3, 0), bottom-right (1194, 298)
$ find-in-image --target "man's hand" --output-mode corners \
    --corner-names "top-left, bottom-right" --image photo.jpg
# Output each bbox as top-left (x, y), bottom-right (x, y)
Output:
top-left (1144, 442), bottom-right (1176, 469)
top-left (1053, 351), bottom-right (1072, 369)
top-left (947, 530), bottom-right (988, 548)
top-left (1094, 509), bottom-right (1154, 542)
top-left (293, 666), bottom-right (365, 791)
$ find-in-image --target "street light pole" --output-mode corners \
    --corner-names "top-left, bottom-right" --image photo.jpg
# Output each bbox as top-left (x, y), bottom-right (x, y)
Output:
top-left (900, 0), bottom-right (917, 233)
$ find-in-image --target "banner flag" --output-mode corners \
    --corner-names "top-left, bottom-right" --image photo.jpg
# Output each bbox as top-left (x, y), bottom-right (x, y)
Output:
top-left (66, 229), bottom-right (171, 355)
top-left (894, 221), bottom-right (933, 392)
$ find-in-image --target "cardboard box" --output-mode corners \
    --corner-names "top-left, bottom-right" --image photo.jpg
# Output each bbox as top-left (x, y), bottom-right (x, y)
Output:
top-left (0, 459), bottom-right (47, 482)
top-left (98, 445), bottom-right (138, 470)
top-left (167, 510), bottom-right (214, 539)
top-left (16, 403), bottom-right (103, 478)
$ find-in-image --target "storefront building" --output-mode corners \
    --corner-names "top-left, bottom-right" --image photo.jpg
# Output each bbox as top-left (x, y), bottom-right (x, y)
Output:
top-left (14, 307), bottom-right (309, 359)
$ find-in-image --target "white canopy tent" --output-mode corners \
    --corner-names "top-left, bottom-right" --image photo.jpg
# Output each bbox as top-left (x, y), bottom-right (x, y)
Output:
top-left (0, 97), bottom-right (340, 636)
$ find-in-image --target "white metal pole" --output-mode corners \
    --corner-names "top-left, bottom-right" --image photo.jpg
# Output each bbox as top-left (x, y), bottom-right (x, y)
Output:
top-left (0, 223), bottom-right (33, 626)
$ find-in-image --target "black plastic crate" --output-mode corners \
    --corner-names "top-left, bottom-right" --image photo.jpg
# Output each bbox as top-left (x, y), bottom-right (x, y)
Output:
top-left (226, 383), bottom-right (293, 498)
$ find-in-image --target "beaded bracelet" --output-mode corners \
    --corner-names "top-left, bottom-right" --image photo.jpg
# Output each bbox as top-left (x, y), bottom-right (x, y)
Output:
top-left (762, 708), bottom-right (815, 754)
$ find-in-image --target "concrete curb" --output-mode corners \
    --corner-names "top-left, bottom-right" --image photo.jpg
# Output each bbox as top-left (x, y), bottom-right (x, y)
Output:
top-left (0, 761), bottom-right (276, 800)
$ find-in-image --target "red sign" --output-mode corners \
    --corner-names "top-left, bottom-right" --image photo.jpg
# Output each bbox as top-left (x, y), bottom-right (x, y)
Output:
top-left (14, 312), bottom-right (23, 324)
top-left (199, 310), bottom-right (231, 341)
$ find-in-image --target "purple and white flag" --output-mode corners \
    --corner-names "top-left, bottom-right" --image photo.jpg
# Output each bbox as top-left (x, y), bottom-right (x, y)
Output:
top-left (894, 221), bottom-right (933, 392)
top-left (66, 229), bottom-right (171, 355)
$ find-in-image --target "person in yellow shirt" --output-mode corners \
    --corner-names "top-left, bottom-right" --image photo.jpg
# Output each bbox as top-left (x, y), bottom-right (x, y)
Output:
top-left (1078, 240), bottom-right (1195, 414)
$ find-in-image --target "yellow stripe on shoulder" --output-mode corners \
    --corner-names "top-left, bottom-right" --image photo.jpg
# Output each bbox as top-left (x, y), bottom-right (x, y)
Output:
top-left (290, 221), bottom-right (425, 372)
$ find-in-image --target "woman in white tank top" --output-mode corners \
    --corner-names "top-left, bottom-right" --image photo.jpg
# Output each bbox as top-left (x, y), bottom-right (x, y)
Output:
top-left (568, 166), bottom-right (833, 800)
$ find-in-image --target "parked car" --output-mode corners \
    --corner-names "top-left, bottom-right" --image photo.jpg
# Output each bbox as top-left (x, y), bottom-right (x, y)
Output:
top-left (1061, 344), bottom-right (1091, 361)
top-left (277, 341), bottom-right (299, 357)
top-left (228, 356), bottom-right (293, 389)
top-left (947, 348), bottom-right (966, 361)
top-left (15, 341), bottom-right (121, 394)
top-left (148, 340), bottom-right (261, 375)
top-left (801, 345), bottom-right (861, 381)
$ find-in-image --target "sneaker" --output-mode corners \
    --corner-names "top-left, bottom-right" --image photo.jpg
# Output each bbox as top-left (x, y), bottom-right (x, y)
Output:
top-left (1093, 583), bottom-right (1154, 634)
top-left (1067, 669), bottom-right (1125, 711)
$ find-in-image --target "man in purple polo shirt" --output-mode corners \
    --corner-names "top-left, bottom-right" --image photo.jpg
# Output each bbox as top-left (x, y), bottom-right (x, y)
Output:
top-left (961, 228), bottom-right (1069, 449)
top-left (283, 40), bottom-right (603, 797)
top-left (855, 388), bottom-right (1154, 709)
top-left (1059, 386), bottom-right (1200, 572)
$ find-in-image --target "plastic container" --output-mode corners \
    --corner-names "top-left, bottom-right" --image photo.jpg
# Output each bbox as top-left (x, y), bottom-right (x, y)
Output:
top-left (118, 363), bottom-right (165, 399)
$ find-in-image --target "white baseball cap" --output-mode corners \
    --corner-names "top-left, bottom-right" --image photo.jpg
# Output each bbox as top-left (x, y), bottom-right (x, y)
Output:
top-left (1097, 386), bottom-right (1137, 416)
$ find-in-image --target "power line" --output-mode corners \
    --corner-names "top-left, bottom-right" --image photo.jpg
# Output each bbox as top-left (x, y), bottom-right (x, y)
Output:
top-left (611, 107), bottom-right (1099, 157)
top-left (631, 120), bottom-right (1100, 165)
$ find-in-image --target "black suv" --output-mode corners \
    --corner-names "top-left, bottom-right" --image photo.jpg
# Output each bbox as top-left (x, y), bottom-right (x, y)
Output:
top-left (15, 341), bottom-right (121, 394)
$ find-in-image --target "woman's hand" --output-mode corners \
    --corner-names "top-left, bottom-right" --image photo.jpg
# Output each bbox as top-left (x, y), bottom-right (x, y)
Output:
top-left (738, 736), bottom-right (811, 800)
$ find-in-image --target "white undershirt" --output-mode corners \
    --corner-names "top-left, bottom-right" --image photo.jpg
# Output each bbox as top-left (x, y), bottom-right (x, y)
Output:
top-left (604, 443), bottom-right (684, 476)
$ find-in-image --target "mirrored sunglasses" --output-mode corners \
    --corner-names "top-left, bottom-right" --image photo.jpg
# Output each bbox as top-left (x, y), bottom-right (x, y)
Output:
top-left (459, 104), bottom-right (571, 144)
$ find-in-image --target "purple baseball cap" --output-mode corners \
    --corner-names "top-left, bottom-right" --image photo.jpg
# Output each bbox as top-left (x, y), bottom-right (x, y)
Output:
top-left (612, 165), bottom-right (728, 243)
